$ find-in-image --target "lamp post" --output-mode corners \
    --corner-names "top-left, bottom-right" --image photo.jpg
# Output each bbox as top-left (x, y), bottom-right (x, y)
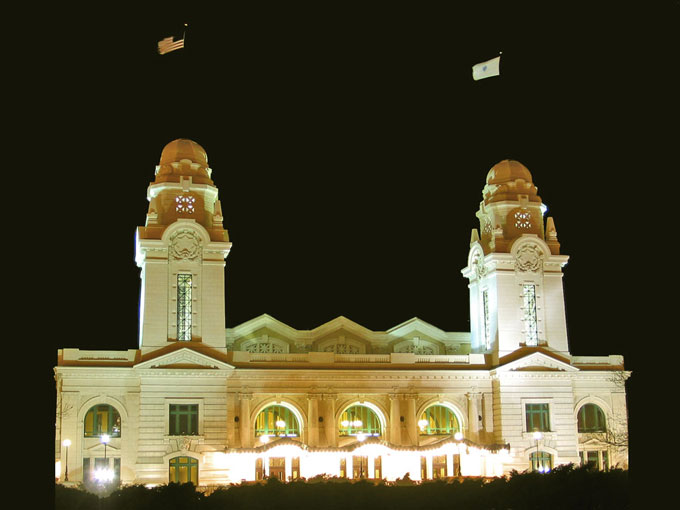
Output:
top-left (62, 439), bottom-right (71, 481)
top-left (533, 431), bottom-right (543, 472)
top-left (101, 434), bottom-right (110, 461)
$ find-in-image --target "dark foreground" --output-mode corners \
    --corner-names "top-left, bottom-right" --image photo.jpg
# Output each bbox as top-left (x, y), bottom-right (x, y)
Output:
top-left (55, 464), bottom-right (630, 510)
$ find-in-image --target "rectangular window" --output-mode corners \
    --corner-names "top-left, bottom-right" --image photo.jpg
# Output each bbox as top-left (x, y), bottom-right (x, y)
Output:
top-left (177, 274), bottom-right (192, 341)
top-left (482, 289), bottom-right (490, 350)
top-left (522, 284), bottom-right (538, 346)
top-left (169, 404), bottom-right (199, 435)
top-left (525, 403), bottom-right (550, 432)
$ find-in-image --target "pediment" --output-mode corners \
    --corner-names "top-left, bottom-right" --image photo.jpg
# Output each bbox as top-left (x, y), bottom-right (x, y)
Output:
top-left (496, 352), bottom-right (578, 373)
top-left (85, 442), bottom-right (120, 454)
top-left (134, 348), bottom-right (234, 370)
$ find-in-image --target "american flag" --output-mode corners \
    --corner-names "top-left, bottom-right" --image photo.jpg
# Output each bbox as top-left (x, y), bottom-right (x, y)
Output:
top-left (158, 36), bottom-right (184, 55)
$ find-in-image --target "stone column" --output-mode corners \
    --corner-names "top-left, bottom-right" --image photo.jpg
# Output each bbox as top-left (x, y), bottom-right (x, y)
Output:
top-left (307, 394), bottom-right (320, 446)
top-left (323, 394), bottom-right (337, 447)
top-left (389, 394), bottom-right (401, 445)
top-left (239, 393), bottom-right (253, 448)
top-left (402, 394), bottom-right (417, 446)
top-left (466, 392), bottom-right (481, 442)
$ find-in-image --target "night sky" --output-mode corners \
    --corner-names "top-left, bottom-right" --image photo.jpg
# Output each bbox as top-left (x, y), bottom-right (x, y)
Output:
top-left (37, 4), bottom-right (677, 483)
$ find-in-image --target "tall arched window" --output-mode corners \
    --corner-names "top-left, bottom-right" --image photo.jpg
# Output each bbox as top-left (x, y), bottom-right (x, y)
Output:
top-left (338, 405), bottom-right (382, 437)
top-left (169, 456), bottom-right (198, 485)
top-left (418, 405), bottom-right (460, 435)
top-left (254, 404), bottom-right (300, 438)
top-left (84, 404), bottom-right (121, 437)
top-left (577, 404), bottom-right (607, 433)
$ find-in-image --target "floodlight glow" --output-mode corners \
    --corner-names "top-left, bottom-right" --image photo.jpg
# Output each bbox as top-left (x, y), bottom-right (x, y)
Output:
top-left (275, 420), bottom-right (286, 428)
top-left (417, 419), bottom-right (428, 430)
top-left (93, 468), bottom-right (114, 483)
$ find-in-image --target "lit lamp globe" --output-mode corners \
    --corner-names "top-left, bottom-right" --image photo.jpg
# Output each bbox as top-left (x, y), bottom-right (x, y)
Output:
top-left (454, 432), bottom-right (463, 441)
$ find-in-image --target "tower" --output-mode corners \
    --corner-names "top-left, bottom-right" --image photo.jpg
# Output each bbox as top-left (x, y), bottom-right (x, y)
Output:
top-left (462, 160), bottom-right (569, 361)
top-left (135, 139), bottom-right (232, 352)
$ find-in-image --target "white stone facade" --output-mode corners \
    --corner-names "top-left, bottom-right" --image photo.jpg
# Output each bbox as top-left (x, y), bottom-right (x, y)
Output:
top-left (54, 142), bottom-right (629, 487)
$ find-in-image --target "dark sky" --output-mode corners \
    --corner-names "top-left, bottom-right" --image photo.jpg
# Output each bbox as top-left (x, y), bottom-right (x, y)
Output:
top-left (41, 4), bottom-right (676, 361)
top-left (37, 5), bottom-right (676, 475)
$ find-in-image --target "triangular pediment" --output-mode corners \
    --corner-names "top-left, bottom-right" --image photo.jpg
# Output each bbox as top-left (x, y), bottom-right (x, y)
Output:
top-left (496, 352), bottom-right (578, 373)
top-left (134, 348), bottom-right (234, 370)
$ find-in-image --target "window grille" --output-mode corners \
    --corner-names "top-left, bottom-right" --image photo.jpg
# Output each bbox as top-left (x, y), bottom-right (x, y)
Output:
top-left (525, 403), bottom-right (550, 432)
top-left (177, 274), bottom-right (192, 341)
top-left (577, 404), bottom-right (607, 433)
top-left (254, 405), bottom-right (300, 437)
top-left (418, 405), bottom-right (460, 435)
top-left (169, 456), bottom-right (198, 484)
top-left (522, 284), bottom-right (538, 345)
top-left (84, 405), bottom-right (121, 437)
top-left (169, 404), bottom-right (199, 435)
top-left (175, 195), bottom-right (196, 214)
top-left (530, 451), bottom-right (552, 472)
top-left (339, 405), bottom-right (381, 437)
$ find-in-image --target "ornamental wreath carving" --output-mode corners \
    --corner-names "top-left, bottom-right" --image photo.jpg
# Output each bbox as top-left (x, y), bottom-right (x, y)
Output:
top-left (471, 248), bottom-right (487, 280)
top-left (169, 229), bottom-right (201, 261)
top-left (515, 243), bottom-right (543, 273)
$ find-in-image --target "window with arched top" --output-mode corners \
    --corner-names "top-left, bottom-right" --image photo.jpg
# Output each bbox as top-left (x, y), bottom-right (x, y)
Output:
top-left (338, 405), bottom-right (382, 437)
top-left (577, 404), bottom-right (607, 433)
top-left (84, 404), bottom-right (121, 438)
top-left (254, 404), bottom-right (300, 438)
top-left (418, 405), bottom-right (460, 435)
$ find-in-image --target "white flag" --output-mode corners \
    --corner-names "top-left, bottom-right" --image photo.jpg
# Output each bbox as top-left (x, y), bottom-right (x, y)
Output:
top-left (158, 36), bottom-right (184, 55)
top-left (472, 55), bottom-right (501, 81)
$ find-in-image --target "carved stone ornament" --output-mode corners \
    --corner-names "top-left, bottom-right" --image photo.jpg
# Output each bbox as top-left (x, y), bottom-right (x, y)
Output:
top-left (169, 229), bottom-right (201, 261)
top-left (472, 249), bottom-right (487, 280)
top-left (515, 243), bottom-right (543, 273)
top-left (180, 436), bottom-right (193, 451)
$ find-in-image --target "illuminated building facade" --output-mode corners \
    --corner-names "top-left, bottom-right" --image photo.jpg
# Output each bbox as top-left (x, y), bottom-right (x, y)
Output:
top-left (54, 139), bottom-right (629, 486)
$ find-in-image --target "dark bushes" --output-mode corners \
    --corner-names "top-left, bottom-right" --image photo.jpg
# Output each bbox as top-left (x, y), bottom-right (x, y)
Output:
top-left (56, 464), bottom-right (629, 510)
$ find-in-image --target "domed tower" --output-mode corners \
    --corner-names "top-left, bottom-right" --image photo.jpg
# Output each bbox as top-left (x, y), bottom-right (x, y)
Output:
top-left (462, 161), bottom-right (569, 361)
top-left (135, 139), bottom-right (232, 352)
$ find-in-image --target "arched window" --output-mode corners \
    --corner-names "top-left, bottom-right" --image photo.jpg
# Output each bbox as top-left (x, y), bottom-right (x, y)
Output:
top-left (530, 451), bottom-right (552, 473)
top-left (84, 405), bottom-right (121, 438)
top-left (577, 404), bottom-right (607, 433)
top-left (254, 404), bottom-right (300, 438)
top-left (418, 405), bottom-right (460, 435)
top-left (169, 456), bottom-right (198, 485)
top-left (339, 405), bottom-right (381, 437)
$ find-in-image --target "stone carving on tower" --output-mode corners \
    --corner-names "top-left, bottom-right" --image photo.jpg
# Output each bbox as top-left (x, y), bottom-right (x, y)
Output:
top-left (135, 139), bottom-right (232, 352)
top-left (462, 161), bottom-right (570, 361)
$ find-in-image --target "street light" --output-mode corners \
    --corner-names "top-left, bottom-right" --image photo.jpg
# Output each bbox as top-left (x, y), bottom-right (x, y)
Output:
top-left (533, 431), bottom-right (543, 472)
top-left (62, 439), bottom-right (71, 481)
top-left (101, 434), bottom-right (110, 460)
top-left (98, 434), bottom-right (114, 485)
